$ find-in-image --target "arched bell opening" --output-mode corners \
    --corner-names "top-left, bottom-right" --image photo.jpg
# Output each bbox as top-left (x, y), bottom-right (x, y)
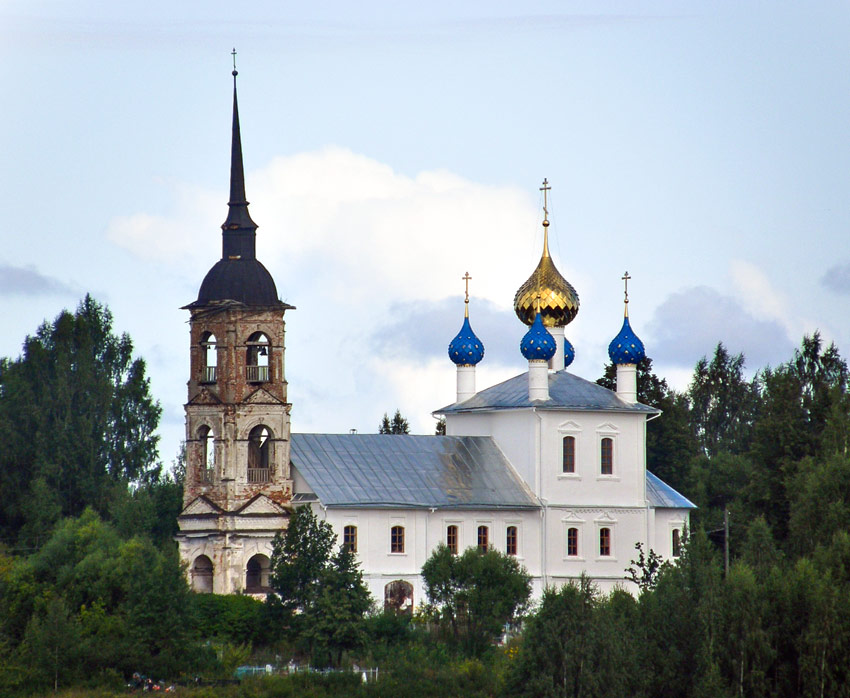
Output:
top-left (246, 332), bottom-right (270, 383)
top-left (248, 425), bottom-right (272, 483)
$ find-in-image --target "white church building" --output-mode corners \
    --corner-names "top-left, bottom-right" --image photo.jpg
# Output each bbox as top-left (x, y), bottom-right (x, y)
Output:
top-left (175, 73), bottom-right (694, 607)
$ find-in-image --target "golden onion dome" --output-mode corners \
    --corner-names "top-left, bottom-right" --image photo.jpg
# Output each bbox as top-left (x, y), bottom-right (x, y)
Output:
top-left (513, 219), bottom-right (580, 327)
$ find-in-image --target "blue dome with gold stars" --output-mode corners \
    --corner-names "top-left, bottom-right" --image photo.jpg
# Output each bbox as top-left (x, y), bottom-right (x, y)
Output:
top-left (521, 312), bottom-right (556, 361)
top-left (608, 315), bottom-right (645, 365)
top-left (564, 337), bottom-right (575, 368)
top-left (448, 316), bottom-right (485, 366)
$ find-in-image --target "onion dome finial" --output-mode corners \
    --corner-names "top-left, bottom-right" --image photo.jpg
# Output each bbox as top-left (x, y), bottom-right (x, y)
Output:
top-left (514, 179), bottom-right (580, 327)
top-left (521, 310), bottom-right (556, 362)
top-left (608, 271), bottom-right (646, 365)
top-left (448, 272), bottom-right (485, 366)
top-left (564, 336), bottom-right (576, 368)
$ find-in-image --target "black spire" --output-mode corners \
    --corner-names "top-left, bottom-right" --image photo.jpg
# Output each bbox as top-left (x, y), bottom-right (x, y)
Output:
top-left (221, 57), bottom-right (258, 260)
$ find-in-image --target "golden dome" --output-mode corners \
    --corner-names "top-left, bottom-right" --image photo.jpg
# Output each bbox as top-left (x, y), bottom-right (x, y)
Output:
top-left (513, 221), bottom-right (580, 327)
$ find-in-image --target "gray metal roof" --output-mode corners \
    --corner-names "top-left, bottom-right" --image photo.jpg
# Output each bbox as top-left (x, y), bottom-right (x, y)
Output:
top-left (436, 371), bottom-right (660, 415)
top-left (646, 471), bottom-right (696, 509)
top-left (290, 433), bottom-right (538, 510)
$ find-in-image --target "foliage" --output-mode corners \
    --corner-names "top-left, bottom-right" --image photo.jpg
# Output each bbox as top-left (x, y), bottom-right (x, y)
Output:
top-left (688, 343), bottom-right (758, 458)
top-left (0, 509), bottom-right (202, 693)
top-left (421, 544), bottom-right (531, 657)
top-left (378, 410), bottom-right (410, 434)
top-left (625, 542), bottom-right (666, 592)
top-left (0, 296), bottom-right (161, 547)
top-left (268, 506), bottom-right (372, 665)
top-left (190, 593), bottom-right (268, 645)
top-left (504, 577), bottom-right (641, 698)
top-left (435, 417), bottom-right (446, 435)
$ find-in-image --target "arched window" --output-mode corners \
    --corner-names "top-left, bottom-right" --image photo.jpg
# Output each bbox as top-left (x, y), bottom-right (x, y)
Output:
top-left (446, 525), bottom-right (458, 554)
top-left (477, 525), bottom-right (489, 552)
top-left (600, 438), bottom-right (613, 475)
top-left (506, 526), bottom-right (518, 556)
top-left (191, 555), bottom-right (213, 593)
top-left (567, 527), bottom-right (579, 557)
top-left (200, 332), bottom-right (217, 383)
top-left (391, 525), bottom-right (405, 553)
top-left (599, 527), bottom-right (611, 556)
top-left (248, 425), bottom-right (271, 483)
top-left (562, 436), bottom-right (576, 473)
top-left (343, 525), bottom-right (358, 553)
top-left (197, 425), bottom-right (214, 483)
top-left (246, 332), bottom-right (270, 383)
top-left (245, 554), bottom-right (270, 592)
top-left (384, 580), bottom-right (413, 614)
top-left (672, 529), bottom-right (681, 557)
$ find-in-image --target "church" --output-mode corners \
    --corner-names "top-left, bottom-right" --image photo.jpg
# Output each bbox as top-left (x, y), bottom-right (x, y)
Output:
top-left (175, 72), bottom-right (694, 606)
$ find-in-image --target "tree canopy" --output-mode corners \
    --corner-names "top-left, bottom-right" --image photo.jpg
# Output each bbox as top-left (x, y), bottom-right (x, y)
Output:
top-left (0, 296), bottom-right (162, 548)
top-left (379, 409), bottom-right (410, 434)
top-left (268, 506), bottom-right (372, 665)
top-left (422, 544), bottom-right (531, 656)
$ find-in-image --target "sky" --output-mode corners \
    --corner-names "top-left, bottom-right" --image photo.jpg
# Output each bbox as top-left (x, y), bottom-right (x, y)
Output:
top-left (2, 1), bottom-right (850, 467)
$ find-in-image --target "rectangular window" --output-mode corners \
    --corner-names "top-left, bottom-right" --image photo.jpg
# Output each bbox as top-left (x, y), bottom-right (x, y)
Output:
top-left (477, 525), bottom-right (489, 552)
top-left (446, 525), bottom-right (458, 554)
top-left (343, 525), bottom-right (357, 553)
top-left (506, 526), bottom-right (518, 556)
top-left (391, 525), bottom-right (405, 553)
top-left (672, 529), bottom-right (681, 557)
top-left (562, 436), bottom-right (575, 473)
top-left (601, 438), bottom-right (613, 475)
top-left (567, 527), bottom-right (578, 557)
top-left (599, 527), bottom-right (611, 556)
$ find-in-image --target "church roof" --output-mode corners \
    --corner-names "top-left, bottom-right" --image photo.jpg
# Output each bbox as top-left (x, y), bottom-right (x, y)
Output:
top-left (290, 433), bottom-right (538, 510)
top-left (646, 471), bottom-right (696, 509)
top-left (436, 370), bottom-right (660, 415)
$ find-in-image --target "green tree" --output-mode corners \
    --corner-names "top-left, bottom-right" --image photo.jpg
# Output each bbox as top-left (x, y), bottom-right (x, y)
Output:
top-left (0, 296), bottom-right (161, 545)
top-left (505, 577), bottom-right (641, 698)
top-left (688, 343), bottom-right (757, 457)
top-left (0, 509), bottom-right (197, 683)
top-left (625, 542), bottom-right (666, 592)
top-left (421, 544), bottom-right (531, 657)
top-left (268, 506), bottom-right (372, 664)
top-left (379, 409), bottom-right (410, 434)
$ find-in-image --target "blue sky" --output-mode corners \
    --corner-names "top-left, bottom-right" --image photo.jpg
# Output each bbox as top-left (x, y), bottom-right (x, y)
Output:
top-left (2, 1), bottom-right (849, 465)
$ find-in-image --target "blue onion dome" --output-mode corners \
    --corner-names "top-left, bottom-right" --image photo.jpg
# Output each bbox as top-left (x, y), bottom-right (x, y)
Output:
top-left (608, 315), bottom-right (646, 365)
top-left (448, 315), bottom-right (485, 366)
top-left (564, 336), bottom-right (575, 368)
top-left (521, 312), bottom-right (557, 361)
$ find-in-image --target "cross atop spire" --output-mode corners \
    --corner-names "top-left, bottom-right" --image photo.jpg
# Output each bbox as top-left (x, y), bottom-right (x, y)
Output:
top-left (462, 272), bottom-right (472, 317)
top-left (232, 47), bottom-right (238, 75)
top-left (622, 271), bottom-right (631, 316)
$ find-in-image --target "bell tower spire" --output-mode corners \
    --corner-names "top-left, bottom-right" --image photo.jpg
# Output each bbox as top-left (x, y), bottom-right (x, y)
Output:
top-left (222, 48), bottom-right (258, 260)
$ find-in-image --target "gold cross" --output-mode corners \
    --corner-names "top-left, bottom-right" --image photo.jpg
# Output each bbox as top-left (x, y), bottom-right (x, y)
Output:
top-left (462, 272), bottom-right (472, 303)
top-left (622, 271), bottom-right (631, 303)
top-left (232, 48), bottom-right (237, 71)
top-left (540, 178), bottom-right (551, 221)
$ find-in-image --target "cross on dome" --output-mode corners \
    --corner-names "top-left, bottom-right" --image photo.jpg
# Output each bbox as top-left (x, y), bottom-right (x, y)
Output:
top-left (540, 178), bottom-right (551, 224)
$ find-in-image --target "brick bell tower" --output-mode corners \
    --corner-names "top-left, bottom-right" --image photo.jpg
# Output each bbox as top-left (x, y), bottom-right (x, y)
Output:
top-left (176, 61), bottom-right (295, 595)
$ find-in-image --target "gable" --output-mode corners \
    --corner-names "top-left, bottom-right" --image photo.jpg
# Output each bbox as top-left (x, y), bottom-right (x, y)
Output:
top-left (188, 388), bottom-right (223, 406)
top-left (243, 386), bottom-right (285, 405)
top-left (180, 496), bottom-right (223, 517)
top-left (235, 494), bottom-right (289, 515)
